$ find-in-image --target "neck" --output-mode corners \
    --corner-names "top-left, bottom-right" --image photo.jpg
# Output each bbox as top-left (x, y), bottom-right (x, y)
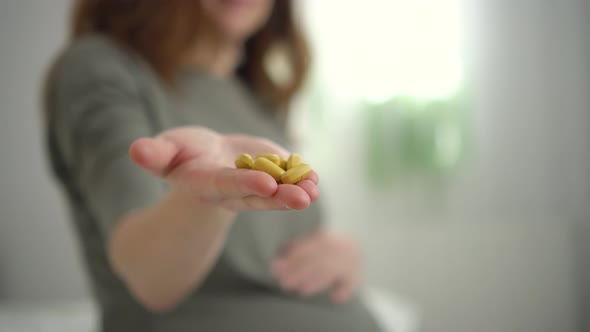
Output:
top-left (187, 36), bottom-right (242, 79)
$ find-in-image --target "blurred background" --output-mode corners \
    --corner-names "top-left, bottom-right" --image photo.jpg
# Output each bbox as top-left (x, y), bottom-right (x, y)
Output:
top-left (0, 0), bottom-right (589, 331)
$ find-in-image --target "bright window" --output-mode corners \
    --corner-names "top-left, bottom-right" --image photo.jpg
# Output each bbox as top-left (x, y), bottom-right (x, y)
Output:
top-left (301, 0), bottom-right (465, 103)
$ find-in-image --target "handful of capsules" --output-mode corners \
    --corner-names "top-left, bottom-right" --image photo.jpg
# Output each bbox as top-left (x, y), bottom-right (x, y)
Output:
top-left (234, 153), bottom-right (312, 185)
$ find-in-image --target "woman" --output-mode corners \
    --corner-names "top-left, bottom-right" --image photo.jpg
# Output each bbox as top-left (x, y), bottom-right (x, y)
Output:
top-left (45, 0), bottom-right (382, 331)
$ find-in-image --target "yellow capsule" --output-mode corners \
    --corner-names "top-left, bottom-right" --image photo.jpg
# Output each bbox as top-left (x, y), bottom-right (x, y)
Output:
top-left (256, 153), bottom-right (281, 166)
top-left (252, 157), bottom-right (285, 181)
top-left (281, 163), bottom-right (312, 184)
top-left (287, 153), bottom-right (302, 170)
top-left (235, 153), bottom-right (254, 169)
top-left (279, 158), bottom-right (288, 170)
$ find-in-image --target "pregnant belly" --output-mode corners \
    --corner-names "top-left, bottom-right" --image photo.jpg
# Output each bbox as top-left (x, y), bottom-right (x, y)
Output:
top-left (154, 291), bottom-right (382, 332)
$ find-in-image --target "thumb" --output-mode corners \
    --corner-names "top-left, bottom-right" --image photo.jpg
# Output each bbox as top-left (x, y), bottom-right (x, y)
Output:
top-left (129, 137), bottom-right (179, 177)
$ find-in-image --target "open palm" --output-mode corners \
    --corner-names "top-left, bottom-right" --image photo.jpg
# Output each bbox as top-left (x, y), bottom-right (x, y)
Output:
top-left (128, 127), bottom-right (320, 211)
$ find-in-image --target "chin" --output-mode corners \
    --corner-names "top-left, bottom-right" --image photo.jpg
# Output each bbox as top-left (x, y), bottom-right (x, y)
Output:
top-left (201, 0), bottom-right (274, 43)
top-left (219, 18), bottom-right (263, 42)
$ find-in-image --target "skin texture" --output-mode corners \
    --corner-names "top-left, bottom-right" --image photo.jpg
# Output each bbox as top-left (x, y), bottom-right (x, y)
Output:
top-left (200, 0), bottom-right (274, 43)
top-left (110, 128), bottom-right (320, 311)
top-left (107, 0), bottom-right (362, 312)
top-left (130, 128), bottom-right (319, 211)
top-left (189, 0), bottom-right (274, 78)
top-left (272, 230), bottom-right (361, 303)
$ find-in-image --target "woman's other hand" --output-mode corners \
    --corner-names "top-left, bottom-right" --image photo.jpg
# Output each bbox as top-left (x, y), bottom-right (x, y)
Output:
top-left (129, 127), bottom-right (320, 212)
top-left (271, 230), bottom-right (362, 304)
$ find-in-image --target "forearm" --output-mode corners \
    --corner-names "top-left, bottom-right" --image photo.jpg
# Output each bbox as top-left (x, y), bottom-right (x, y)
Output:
top-left (108, 189), bottom-right (235, 312)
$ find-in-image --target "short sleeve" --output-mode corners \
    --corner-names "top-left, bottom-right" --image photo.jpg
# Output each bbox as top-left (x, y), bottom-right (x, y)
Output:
top-left (49, 37), bottom-right (166, 238)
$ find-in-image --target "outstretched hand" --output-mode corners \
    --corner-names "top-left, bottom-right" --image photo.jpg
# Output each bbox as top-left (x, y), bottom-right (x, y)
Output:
top-left (128, 127), bottom-right (319, 211)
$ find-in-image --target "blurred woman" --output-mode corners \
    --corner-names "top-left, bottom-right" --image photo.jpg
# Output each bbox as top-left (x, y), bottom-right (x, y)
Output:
top-left (44, 0), bottom-right (381, 331)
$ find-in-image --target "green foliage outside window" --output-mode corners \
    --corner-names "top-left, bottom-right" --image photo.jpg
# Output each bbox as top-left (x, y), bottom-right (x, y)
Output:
top-left (362, 90), bottom-right (471, 187)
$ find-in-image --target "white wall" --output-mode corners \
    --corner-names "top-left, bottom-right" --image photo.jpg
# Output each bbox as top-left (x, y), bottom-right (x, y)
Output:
top-left (0, 0), bottom-right (88, 299)
top-left (573, 0), bottom-right (590, 329)
top-left (450, 0), bottom-right (590, 222)
top-left (300, 1), bottom-right (589, 332)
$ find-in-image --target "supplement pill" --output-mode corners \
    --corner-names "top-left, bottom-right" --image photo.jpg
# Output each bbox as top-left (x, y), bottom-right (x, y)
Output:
top-left (256, 153), bottom-right (281, 166)
top-left (281, 163), bottom-right (312, 184)
top-left (235, 154), bottom-right (254, 169)
top-left (252, 157), bottom-right (285, 181)
top-left (287, 153), bottom-right (302, 170)
top-left (279, 158), bottom-right (288, 170)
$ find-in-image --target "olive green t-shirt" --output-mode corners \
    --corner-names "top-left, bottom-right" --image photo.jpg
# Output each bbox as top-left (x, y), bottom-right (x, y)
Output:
top-left (46, 35), bottom-right (381, 332)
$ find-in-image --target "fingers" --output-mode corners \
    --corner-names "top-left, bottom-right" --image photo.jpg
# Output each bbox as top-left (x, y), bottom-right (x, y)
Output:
top-left (271, 230), bottom-right (360, 302)
top-left (299, 271), bottom-right (335, 297)
top-left (225, 134), bottom-right (320, 186)
top-left (129, 137), bottom-right (179, 176)
top-left (330, 275), bottom-right (358, 304)
top-left (280, 231), bottom-right (319, 260)
top-left (296, 180), bottom-right (320, 203)
top-left (220, 174), bottom-right (319, 207)
top-left (277, 261), bottom-right (334, 296)
top-left (273, 255), bottom-right (356, 300)
top-left (273, 259), bottom-right (315, 290)
top-left (220, 195), bottom-right (287, 211)
top-left (214, 169), bottom-right (278, 198)
top-left (219, 184), bottom-right (311, 211)
top-left (224, 134), bottom-right (322, 180)
top-left (272, 234), bottom-right (319, 279)
top-left (130, 130), bottom-right (320, 212)
top-left (306, 171), bottom-right (320, 185)
top-left (173, 167), bottom-right (278, 200)
top-left (207, 173), bottom-right (318, 210)
top-left (272, 250), bottom-right (336, 297)
top-left (266, 184), bottom-right (311, 209)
